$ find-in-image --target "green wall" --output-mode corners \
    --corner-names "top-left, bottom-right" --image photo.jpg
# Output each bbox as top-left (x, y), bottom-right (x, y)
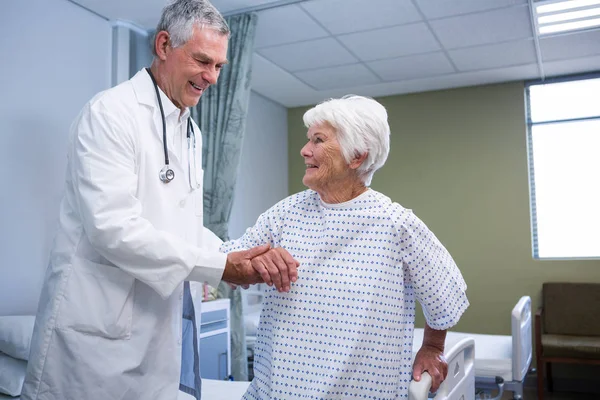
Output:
top-left (287, 82), bottom-right (600, 335)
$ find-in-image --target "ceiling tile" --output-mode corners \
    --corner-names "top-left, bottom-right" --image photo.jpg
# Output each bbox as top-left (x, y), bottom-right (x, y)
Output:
top-left (254, 5), bottom-right (328, 48)
top-left (291, 63), bottom-right (541, 107)
top-left (540, 30), bottom-right (600, 62)
top-left (211, 0), bottom-right (280, 14)
top-left (338, 23), bottom-right (440, 61)
top-left (257, 38), bottom-right (358, 72)
top-left (294, 64), bottom-right (381, 90)
top-left (300, 0), bottom-right (421, 35)
top-left (449, 39), bottom-right (537, 71)
top-left (367, 52), bottom-right (455, 81)
top-left (72, 0), bottom-right (288, 30)
top-left (429, 5), bottom-right (533, 49)
top-left (71, 0), bottom-right (165, 29)
top-left (71, 0), bottom-right (600, 108)
top-left (250, 54), bottom-right (316, 106)
top-left (543, 54), bottom-right (600, 77)
top-left (414, 0), bottom-right (527, 19)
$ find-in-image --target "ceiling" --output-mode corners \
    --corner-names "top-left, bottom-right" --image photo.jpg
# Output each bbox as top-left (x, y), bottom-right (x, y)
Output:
top-left (71, 0), bottom-right (600, 107)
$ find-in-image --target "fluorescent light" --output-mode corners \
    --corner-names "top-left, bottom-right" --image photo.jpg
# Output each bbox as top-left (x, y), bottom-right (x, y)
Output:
top-left (538, 7), bottom-right (600, 23)
top-left (537, 0), bottom-right (600, 14)
top-left (539, 16), bottom-right (600, 33)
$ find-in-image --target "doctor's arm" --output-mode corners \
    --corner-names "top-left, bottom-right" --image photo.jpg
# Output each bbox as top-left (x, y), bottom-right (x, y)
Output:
top-left (72, 105), bottom-right (267, 299)
top-left (188, 209), bottom-right (296, 292)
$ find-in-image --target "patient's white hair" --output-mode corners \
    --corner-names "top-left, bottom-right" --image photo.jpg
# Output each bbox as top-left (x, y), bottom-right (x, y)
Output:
top-left (303, 95), bottom-right (390, 186)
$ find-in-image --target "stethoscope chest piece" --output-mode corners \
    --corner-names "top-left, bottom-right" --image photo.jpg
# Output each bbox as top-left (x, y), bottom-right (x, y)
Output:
top-left (159, 165), bottom-right (175, 183)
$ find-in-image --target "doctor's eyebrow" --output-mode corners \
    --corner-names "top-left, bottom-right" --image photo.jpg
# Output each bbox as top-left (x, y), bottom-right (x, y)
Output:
top-left (192, 52), bottom-right (228, 66)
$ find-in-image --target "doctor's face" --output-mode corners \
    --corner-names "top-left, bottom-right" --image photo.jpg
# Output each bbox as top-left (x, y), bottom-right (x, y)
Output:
top-left (161, 26), bottom-right (228, 109)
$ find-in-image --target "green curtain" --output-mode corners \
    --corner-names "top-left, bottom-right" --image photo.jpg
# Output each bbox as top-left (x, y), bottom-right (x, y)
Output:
top-left (194, 12), bottom-right (258, 381)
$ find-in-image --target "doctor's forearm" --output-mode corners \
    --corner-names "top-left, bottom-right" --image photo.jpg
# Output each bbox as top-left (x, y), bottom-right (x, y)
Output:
top-left (186, 251), bottom-right (227, 288)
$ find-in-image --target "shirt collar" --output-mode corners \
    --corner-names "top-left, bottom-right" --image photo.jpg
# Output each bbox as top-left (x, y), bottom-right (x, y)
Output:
top-left (131, 68), bottom-right (190, 122)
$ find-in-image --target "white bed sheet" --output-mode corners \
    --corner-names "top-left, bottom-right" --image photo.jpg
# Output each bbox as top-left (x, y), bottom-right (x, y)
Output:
top-left (412, 329), bottom-right (512, 381)
top-left (1, 385), bottom-right (245, 400)
top-left (199, 380), bottom-right (249, 400)
top-left (244, 312), bottom-right (260, 336)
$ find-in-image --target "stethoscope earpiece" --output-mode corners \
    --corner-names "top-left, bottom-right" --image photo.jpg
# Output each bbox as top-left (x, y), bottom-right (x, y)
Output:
top-left (159, 165), bottom-right (175, 183)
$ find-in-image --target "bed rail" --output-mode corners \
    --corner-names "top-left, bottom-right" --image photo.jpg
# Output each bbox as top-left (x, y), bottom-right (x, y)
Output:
top-left (409, 337), bottom-right (475, 400)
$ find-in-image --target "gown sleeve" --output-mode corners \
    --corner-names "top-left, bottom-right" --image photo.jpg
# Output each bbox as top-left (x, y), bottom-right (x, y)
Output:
top-left (394, 206), bottom-right (469, 330)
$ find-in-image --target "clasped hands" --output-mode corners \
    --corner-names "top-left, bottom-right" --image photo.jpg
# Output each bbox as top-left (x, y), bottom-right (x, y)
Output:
top-left (222, 244), bottom-right (299, 292)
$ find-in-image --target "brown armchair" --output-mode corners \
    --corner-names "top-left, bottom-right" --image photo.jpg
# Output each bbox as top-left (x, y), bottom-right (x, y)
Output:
top-left (535, 282), bottom-right (600, 400)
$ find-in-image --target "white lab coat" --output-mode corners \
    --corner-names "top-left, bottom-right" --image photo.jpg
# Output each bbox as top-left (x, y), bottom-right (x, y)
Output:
top-left (21, 69), bottom-right (227, 400)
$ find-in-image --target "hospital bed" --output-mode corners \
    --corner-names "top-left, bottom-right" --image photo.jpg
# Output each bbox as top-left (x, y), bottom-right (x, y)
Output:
top-left (0, 336), bottom-right (475, 400)
top-left (4, 296), bottom-right (529, 400)
top-left (413, 296), bottom-right (532, 400)
top-left (202, 295), bottom-right (530, 400)
top-left (200, 336), bottom-right (476, 400)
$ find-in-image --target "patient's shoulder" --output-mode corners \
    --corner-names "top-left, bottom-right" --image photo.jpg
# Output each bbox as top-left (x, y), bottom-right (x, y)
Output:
top-left (367, 190), bottom-right (414, 223)
top-left (266, 190), bottom-right (319, 218)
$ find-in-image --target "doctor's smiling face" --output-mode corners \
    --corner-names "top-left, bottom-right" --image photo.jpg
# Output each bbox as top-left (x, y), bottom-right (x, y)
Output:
top-left (153, 25), bottom-right (228, 110)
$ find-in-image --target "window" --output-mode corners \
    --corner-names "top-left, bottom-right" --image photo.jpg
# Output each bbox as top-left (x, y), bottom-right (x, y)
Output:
top-left (526, 75), bottom-right (600, 259)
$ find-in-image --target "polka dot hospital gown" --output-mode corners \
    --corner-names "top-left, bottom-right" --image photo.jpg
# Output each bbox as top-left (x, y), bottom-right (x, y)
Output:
top-left (220, 189), bottom-right (469, 400)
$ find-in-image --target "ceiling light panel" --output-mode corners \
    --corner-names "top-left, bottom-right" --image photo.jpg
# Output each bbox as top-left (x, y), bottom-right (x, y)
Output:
top-left (535, 0), bottom-right (600, 35)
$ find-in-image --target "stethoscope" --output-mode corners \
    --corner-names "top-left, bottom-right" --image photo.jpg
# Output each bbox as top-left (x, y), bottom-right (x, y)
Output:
top-left (146, 68), bottom-right (201, 190)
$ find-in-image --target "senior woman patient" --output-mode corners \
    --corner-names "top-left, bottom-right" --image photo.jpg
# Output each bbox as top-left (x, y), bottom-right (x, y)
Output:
top-left (222, 95), bottom-right (469, 399)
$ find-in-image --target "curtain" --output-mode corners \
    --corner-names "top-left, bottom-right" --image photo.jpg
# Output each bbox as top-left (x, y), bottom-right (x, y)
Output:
top-left (193, 12), bottom-right (258, 381)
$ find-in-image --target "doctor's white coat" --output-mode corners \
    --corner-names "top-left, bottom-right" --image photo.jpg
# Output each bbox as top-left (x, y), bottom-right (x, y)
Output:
top-left (21, 69), bottom-right (226, 400)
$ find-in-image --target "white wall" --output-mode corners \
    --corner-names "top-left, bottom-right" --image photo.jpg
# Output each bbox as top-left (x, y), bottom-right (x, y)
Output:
top-left (0, 0), bottom-right (112, 315)
top-left (228, 92), bottom-right (289, 239)
top-left (130, 29), bottom-right (153, 76)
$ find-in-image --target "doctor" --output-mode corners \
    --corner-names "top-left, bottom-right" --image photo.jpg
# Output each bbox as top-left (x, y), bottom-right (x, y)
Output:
top-left (21, 1), bottom-right (298, 399)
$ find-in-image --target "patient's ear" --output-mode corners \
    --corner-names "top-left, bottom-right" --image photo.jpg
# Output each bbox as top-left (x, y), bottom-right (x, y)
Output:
top-left (349, 152), bottom-right (368, 170)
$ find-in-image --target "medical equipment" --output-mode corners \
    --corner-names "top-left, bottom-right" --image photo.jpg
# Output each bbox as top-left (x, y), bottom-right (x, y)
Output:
top-left (414, 296), bottom-right (532, 400)
top-left (198, 337), bottom-right (476, 400)
top-left (145, 68), bottom-right (201, 190)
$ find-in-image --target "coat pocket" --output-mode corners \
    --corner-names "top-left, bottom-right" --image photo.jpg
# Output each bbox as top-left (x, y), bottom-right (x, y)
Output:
top-left (56, 257), bottom-right (135, 339)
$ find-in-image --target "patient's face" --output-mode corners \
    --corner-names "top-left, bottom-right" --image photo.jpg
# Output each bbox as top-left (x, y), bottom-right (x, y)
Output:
top-left (301, 122), bottom-right (350, 193)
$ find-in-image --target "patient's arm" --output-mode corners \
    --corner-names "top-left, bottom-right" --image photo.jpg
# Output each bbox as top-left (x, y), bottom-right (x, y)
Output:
top-left (412, 324), bottom-right (448, 392)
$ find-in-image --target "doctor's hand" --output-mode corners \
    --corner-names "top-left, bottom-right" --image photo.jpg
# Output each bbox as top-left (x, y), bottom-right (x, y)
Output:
top-left (222, 244), bottom-right (271, 287)
top-left (412, 345), bottom-right (448, 393)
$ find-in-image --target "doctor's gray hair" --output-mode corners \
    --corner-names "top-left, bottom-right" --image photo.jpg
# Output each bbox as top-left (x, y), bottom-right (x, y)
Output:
top-left (152, 0), bottom-right (229, 56)
top-left (303, 95), bottom-right (390, 186)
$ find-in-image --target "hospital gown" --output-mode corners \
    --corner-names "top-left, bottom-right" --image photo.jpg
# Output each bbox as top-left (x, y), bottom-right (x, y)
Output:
top-left (221, 189), bottom-right (469, 400)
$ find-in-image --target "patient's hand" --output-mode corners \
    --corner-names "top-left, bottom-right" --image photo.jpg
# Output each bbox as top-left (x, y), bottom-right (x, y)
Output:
top-left (412, 345), bottom-right (448, 393)
top-left (251, 247), bottom-right (299, 293)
